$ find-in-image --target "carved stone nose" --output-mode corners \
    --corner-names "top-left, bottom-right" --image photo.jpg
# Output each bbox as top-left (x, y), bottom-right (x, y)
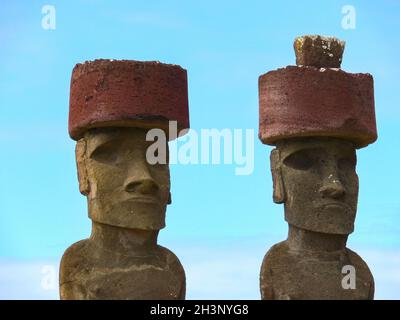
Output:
top-left (319, 181), bottom-right (345, 199)
top-left (124, 179), bottom-right (159, 195)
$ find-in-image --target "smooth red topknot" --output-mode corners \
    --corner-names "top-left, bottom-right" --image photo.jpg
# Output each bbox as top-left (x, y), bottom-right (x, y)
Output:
top-left (68, 59), bottom-right (190, 140)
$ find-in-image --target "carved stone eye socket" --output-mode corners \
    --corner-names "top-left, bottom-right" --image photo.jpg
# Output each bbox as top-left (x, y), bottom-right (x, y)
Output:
top-left (90, 143), bottom-right (119, 165)
top-left (338, 155), bottom-right (356, 171)
top-left (283, 150), bottom-right (315, 171)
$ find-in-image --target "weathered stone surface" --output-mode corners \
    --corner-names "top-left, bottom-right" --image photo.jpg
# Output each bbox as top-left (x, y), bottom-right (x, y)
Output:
top-left (69, 59), bottom-right (189, 141)
top-left (260, 227), bottom-right (374, 300)
top-left (258, 36), bottom-right (376, 300)
top-left (79, 128), bottom-right (170, 230)
top-left (294, 35), bottom-right (345, 68)
top-left (258, 66), bottom-right (377, 148)
top-left (63, 58), bottom-right (188, 299)
top-left (60, 223), bottom-right (185, 300)
top-left (260, 137), bottom-right (374, 300)
top-left (274, 138), bottom-right (358, 235)
top-left (60, 127), bottom-right (186, 300)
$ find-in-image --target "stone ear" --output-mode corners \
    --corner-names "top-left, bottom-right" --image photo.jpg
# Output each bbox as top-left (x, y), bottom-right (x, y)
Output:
top-left (270, 149), bottom-right (285, 204)
top-left (76, 139), bottom-right (90, 196)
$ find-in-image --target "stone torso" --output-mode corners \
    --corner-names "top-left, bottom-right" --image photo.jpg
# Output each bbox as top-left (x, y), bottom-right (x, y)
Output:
top-left (60, 239), bottom-right (186, 300)
top-left (260, 241), bottom-right (374, 300)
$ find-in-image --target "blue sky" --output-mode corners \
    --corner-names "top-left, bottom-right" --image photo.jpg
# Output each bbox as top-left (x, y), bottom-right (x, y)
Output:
top-left (0, 0), bottom-right (399, 299)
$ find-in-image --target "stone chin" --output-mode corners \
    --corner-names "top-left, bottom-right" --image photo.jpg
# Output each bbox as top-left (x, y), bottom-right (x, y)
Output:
top-left (88, 200), bottom-right (167, 230)
top-left (284, 208), bottom-right (355, 235)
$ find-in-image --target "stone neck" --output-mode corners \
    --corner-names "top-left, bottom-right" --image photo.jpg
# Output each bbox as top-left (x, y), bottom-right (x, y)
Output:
top-left (90, 221), bottom-right (159, 254)
top-left (287, 224), bottom-right (348, 253)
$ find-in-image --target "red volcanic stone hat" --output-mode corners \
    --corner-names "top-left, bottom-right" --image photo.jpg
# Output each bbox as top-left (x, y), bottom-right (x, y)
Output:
top-left (69, 59), bottom-right (189, 140)
top-left (258, 36), bottom-right (377, 148)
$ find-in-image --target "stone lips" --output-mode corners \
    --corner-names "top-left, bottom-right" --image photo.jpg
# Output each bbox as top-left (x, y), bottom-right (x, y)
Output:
top-left (259, 66), bottom-right (377, 148)
top-left (69, 59), bottom-right (190, 141)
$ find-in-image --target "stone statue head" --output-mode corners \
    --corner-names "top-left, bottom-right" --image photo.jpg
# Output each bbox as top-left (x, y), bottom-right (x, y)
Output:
top-left (258, 38), bottom-right (376, 236)
top-left (75, 127), bottom-right (171, 230)
top-left (270, 137), bottom-right (359, 235)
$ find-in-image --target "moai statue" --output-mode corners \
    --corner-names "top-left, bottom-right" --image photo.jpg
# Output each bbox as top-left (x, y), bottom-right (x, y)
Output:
top-left (60, 60), bottom-right (189, 300)
top-left (259, 35), bottom-right (377, 300)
